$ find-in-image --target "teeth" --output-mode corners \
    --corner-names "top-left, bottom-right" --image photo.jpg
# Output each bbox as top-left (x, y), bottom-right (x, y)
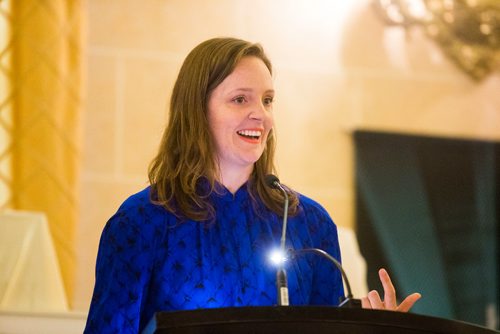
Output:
top-left (237, 130), bottom-right (262, 138)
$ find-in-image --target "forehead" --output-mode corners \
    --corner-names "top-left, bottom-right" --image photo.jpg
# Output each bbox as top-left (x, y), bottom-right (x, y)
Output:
top-left (215, 56), bottom-right (274, 93)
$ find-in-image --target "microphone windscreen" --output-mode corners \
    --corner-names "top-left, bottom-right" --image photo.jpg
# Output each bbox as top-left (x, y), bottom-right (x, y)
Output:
top-left (265, 174), bottom-right (280, 189)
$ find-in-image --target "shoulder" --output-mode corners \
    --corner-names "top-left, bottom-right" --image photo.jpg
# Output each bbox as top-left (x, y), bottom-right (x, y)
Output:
top-left (296, 192), bottom-right (333, 222)
top-left (292, 191), bottom-right (339, 240)
top-left (118, 186), bottom-right (155, 212)
top-left (114, 186), bottom-right (169, 220)
top-left (102, 186), bottom-right (173, 244)
top-left (293, 191), bottom-right (341, 257)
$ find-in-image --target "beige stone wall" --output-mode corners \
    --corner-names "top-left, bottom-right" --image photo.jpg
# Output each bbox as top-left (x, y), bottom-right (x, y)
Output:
top-left (75, 0), bottom-right (500, 310)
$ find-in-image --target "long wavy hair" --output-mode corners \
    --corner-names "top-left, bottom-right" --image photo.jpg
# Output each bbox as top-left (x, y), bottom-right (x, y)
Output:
top-left (148, 37), bottom-right (298, 221)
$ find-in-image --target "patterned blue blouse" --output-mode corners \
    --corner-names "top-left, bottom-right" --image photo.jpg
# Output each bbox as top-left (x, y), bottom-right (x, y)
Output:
top-left (84, 184), bottom-right (344, 333)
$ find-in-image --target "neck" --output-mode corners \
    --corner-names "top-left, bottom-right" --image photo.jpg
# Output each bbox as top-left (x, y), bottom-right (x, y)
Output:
top-left (218, 164), bottom-right (253, 194)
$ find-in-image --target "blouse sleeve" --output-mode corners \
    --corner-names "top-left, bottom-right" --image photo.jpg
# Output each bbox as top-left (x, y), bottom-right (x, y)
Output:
top-left (303, 199), bottom-right (346, 306)
top-left (84, 205), bottom-right (157, 334)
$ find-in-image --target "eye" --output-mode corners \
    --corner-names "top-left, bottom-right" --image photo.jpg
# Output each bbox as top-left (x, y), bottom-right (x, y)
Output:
top-left (263, 96), bottom-right (274, 106)
top-left (232, 96), bottom-right (247, 104)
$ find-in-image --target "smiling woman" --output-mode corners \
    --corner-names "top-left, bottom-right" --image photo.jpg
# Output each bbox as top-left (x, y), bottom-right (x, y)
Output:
top-left (207, 56), bottom-right (275, 193)
top-left (84, 37), bottom-right (419, 334)
top-left (148, 38), bottom-right (299, 222)
top-left (84, 37), bottom-right (344, 334)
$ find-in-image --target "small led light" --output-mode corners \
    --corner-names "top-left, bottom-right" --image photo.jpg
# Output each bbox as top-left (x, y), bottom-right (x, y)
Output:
top-left (269, 249), bottom-right (287, 266)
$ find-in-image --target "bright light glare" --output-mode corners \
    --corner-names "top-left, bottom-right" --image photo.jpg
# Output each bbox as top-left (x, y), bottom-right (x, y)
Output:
top-left (269, 249), bottom-right (287, 266)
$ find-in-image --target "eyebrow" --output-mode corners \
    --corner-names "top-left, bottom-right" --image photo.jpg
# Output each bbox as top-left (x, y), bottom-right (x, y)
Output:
top-left (229, 88), bottom-right (275, 95)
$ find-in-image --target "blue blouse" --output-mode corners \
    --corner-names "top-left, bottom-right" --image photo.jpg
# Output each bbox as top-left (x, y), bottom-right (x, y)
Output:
top-left (84, 184), bottom-right (344, 333)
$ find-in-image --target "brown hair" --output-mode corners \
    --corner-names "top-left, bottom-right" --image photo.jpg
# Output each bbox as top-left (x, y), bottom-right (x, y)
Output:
top-left (148, 37), bottom-right (298, 221)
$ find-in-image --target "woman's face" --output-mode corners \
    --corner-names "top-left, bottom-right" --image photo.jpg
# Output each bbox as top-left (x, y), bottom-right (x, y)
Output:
top-left (207, 56), bottom-right (274, 175)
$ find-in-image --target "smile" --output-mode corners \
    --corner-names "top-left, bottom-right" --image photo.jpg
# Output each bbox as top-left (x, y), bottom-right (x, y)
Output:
top-left (237, 130), bottom-right (262, 140)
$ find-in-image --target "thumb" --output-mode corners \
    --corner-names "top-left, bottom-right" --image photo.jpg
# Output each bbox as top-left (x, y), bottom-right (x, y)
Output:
top-left (397, 293), bottom-right (422, 312)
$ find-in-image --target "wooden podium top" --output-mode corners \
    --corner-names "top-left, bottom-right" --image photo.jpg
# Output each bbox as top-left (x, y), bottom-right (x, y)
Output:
top-left (142, 306), bottom-right (499, 334)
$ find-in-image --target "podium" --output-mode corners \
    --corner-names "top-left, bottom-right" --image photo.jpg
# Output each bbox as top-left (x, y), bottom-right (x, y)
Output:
top-left (142, 306), bottom-right (498, 334)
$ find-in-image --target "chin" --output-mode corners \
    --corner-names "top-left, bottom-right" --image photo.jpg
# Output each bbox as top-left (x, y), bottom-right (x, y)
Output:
top-left (238, 155), bottom-right (263, 167)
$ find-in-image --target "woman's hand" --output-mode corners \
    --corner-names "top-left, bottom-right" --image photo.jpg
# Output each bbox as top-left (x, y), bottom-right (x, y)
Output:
top-left (361, 268), bottom-right (421, 312)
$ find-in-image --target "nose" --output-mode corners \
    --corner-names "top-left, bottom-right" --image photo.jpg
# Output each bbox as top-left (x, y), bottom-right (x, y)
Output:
top-left (248, 100), bottom-right (269, 121)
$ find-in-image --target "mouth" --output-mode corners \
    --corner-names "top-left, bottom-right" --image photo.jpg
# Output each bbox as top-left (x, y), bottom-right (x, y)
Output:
top-left (236, 130), bottom-right (262, 141)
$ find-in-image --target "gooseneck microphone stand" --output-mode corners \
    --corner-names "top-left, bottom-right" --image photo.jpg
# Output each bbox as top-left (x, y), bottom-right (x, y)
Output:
top-left (289, 248), bottom-right (362, 308)
top-left (276, 183), bottom-right (290, 306)
top-left (265, 174), bottom-right (361, 308)
top-left (265, 175), bottom-right (290, 306)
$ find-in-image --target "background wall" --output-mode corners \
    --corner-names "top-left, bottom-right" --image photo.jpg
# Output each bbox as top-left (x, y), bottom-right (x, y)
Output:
top-left (75, 0), bottom-right (500, 311)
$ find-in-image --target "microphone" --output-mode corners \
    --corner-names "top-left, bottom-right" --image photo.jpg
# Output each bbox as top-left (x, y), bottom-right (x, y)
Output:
top-left (265, 175), bottom-right (361, 308)
top-left (289, 248), bottom-right (362, 308)
top-left (265, 174), bottom-right (290, 306)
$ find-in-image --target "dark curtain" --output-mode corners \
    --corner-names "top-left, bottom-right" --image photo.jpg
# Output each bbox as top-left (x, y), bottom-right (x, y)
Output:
top-left (354, 131), bottom-right (499, 329)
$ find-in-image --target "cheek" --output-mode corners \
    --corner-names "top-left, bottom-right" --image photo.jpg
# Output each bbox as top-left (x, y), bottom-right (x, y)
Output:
top-left (210, 123), bottom-right (227, 148)
top-left (209, 115), bottom-right (236, 148)
top-left (208, 108), bottom-right (224, 134)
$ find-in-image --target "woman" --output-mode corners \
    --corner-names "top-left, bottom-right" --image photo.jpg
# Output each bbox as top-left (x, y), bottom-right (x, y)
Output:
top-left (84, 37), bottom-right (420, 334)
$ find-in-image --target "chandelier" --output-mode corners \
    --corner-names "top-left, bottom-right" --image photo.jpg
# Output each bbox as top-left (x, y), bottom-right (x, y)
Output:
top-left (373, 0), bottom-right (500, 81)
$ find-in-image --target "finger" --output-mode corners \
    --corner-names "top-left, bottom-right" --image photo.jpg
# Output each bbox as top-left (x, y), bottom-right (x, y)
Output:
top-left (361, 297), bottom-right (372, 309)
top-left (379, 268), bottom-right (397, 309)
top-left (367, 290), bottom-right (384, 309)
top-left (397, 293), bottom-right (422, 312)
